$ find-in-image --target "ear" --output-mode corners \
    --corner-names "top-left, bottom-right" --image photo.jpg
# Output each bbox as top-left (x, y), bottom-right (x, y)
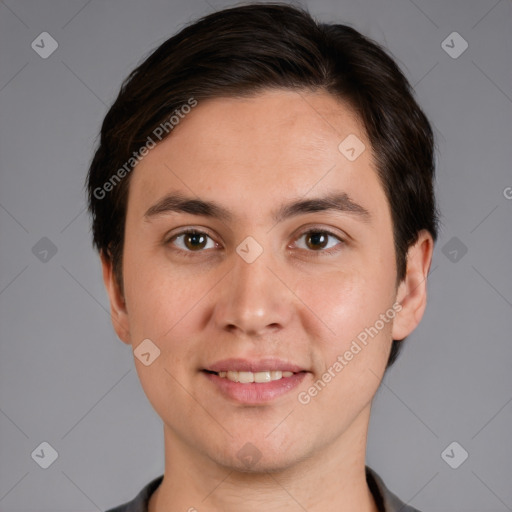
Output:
top-left (100, 251), bottom-right (131, 344)
top-left (392, 230), bottom-right (434, 341)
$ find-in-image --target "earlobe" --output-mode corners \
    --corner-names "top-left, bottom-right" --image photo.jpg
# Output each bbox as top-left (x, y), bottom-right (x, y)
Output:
top-left (392, 230), bottom-right (434, 341)
top-left (100, 251), bottom-right (131, 344)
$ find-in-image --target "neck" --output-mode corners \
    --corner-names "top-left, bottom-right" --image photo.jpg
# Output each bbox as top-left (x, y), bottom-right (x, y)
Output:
top-left (149, 405), bottom-right (378, 512)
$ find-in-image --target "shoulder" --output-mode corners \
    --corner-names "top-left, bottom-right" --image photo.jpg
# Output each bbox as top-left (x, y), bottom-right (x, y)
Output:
top-left (105, 475), bottom-right (164, 512)
top-left (366, 466), bottom-right (423, 512)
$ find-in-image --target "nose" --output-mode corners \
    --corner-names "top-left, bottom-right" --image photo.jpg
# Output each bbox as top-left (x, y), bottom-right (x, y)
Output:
top-left (212, 244), bottom-right (293, 337)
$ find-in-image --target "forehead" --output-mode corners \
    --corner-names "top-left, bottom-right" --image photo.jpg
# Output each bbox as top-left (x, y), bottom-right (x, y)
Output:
top-left (159, 89), bottom-right (366, 167)
top-left (126, 89), bottom-right (389, 226)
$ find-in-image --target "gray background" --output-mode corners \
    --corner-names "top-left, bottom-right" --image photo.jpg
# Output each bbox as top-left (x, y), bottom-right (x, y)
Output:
top-left (0, 0), bottom-right (511, 510)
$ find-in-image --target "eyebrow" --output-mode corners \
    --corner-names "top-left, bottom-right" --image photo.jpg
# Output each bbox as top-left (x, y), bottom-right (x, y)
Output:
top-left (143, 191), bottom-right (371, 224)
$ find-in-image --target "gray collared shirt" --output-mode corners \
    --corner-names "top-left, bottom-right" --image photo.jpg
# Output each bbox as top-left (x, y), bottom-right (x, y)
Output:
top-left (105, 466), bottom-right (421, 512)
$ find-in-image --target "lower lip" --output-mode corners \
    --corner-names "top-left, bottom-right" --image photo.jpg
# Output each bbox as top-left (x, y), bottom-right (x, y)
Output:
top-left (202, 371), bottom-right (307, 404)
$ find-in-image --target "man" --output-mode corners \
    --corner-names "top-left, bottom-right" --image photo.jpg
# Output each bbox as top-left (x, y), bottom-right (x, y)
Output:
top-left (87, 3), bottom-right (438, 511)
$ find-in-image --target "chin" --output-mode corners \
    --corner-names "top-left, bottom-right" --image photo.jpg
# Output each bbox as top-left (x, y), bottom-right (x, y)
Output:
top-left (209, 436), bottom-right (311, 475)
top-left (222, 453), bottom-right (302, 475)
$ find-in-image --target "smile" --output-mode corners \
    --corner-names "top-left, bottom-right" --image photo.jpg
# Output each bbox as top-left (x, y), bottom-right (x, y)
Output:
top-left (211, 370), bottom-right (295, 383)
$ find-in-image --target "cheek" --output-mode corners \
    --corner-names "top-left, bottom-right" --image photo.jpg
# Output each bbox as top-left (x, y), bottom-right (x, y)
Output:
top-left (296, 270), bottom-right (394, 420)
top-left (294, 263), bottom-right (395, 343)
top-left (122, 242), bottom-right (201, 336)
top-left (291, 252), bottom-right (397, 401)
top-left (124, 263), bottom-right (201, 410)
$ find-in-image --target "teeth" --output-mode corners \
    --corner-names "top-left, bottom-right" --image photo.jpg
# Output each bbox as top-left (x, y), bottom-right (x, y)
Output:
top-left (216, 370), bottom-right (295, 383)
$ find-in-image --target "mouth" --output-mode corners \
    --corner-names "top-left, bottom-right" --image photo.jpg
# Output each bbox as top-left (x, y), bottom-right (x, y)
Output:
top-left (202, 358), bottom-right (309, 404)
top-left (203, 369), bottom-right (298, 383)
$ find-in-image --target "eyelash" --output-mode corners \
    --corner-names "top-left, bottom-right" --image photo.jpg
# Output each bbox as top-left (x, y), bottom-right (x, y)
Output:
top-left (165, 227), bottom-right (346, 259)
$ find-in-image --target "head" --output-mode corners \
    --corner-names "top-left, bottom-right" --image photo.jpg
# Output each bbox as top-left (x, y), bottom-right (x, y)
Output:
top-left (87, 3), bottom-right (438, 472)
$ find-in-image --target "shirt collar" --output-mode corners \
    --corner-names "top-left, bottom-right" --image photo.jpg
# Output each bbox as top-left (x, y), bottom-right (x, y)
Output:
top-left (108, 466), bottom-right (421, 512)
top-left (366, 466), bottom-right (422, 512)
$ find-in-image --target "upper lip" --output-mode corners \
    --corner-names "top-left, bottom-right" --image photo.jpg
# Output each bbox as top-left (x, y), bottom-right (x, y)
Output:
top-left (205, 358), bottom-right (306, 373)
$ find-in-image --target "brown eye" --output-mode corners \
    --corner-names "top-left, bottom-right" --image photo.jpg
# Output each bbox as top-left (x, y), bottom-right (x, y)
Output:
top-left (293, 229), bottom-right (345, 255)
top-left (169, 230), bottom-right (216, 252)
top-left (183, 232), bottom-right (208, 250)
top-left (305, 232), bottom-right (329, 250)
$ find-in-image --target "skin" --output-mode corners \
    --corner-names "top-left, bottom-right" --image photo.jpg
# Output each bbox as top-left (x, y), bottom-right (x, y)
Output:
top-left (101, 89), bottom-right (433, 512)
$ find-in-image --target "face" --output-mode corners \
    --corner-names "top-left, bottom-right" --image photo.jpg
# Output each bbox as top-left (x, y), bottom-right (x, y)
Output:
top-left (102, 89), bottom-right (432, 472)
